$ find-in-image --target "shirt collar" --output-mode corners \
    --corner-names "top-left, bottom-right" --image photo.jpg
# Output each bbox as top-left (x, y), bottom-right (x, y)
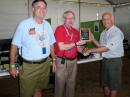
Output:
top-left (105, 25), bottom-right (115, 36)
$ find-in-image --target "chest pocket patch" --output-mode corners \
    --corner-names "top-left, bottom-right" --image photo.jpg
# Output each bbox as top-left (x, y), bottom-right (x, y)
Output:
top-left (28, 28), bottom-right (36, 35)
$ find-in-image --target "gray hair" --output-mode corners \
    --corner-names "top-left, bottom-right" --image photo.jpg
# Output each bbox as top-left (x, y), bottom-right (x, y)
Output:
top-left (63, 10), bottom-right (75, 19)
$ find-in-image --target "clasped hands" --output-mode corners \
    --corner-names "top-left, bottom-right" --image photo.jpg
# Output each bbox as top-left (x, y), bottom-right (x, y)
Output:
top-left (82, 48), bottom-right (92, 56)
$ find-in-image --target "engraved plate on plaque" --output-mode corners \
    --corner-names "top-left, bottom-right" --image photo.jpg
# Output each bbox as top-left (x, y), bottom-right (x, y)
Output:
top-left (80, 28), bottom-right (89, 40)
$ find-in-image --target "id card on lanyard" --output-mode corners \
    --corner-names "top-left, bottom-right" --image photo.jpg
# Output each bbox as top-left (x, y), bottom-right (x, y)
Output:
top-left (38, 35), bottom-right (46, 54)
top-left (37, 22), bottom-right (47, 54)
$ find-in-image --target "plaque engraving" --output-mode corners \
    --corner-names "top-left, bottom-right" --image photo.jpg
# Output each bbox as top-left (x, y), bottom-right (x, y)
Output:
top-left (80, 28), bottom-right (90, 40)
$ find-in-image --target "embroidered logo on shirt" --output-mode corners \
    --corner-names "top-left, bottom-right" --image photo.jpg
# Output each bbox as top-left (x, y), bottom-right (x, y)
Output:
top-left (29, 28), bottom-right (35, 35)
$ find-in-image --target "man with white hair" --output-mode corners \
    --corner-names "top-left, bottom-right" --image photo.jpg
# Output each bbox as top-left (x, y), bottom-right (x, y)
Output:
top-left (10, 0), bottom-right (56, 97)
top-left (54, 10), bottom-right (87, 97)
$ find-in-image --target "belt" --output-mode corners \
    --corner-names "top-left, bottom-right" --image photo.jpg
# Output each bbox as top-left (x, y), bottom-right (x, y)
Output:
top-left (57, 56), bottom-right (77, 60)
top-left (23, 58), bottom-right (47, 64)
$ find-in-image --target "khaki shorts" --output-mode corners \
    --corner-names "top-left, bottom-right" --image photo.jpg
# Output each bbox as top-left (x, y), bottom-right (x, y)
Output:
top-left (101, 58), bottom-right (123, 90)
top-left (19, 58), bottom-right (51, 97)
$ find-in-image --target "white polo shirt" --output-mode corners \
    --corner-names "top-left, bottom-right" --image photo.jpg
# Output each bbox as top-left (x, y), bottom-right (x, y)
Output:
top-left (100, 25), bottom-right (124, 58)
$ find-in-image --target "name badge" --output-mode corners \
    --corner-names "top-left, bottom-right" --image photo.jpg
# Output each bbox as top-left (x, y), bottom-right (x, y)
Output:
top-left (29, 28), bottom-right (35, 35)
top-left (42, 47), bottom-right (46, 54)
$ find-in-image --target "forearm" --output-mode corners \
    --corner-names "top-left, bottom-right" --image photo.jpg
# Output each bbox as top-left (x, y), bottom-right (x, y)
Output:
top-left (50, 44), bottom-right (56, 60)
top-left (77, 46), bottom-right (84, 53)
top-left (10, 45), bottom-right (18, 64)
top-left (58, 42), bottom-right (75, 50)
top-left (89, 46), bottom-right (109, 53)
top-left (93, 39), bottom-right (101, 47)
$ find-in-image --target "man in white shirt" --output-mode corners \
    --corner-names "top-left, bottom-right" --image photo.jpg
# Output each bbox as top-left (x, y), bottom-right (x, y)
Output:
top-left (84, 12), bottom-right (124, 97)
top-left (10, 0), bottom-right (56, 97)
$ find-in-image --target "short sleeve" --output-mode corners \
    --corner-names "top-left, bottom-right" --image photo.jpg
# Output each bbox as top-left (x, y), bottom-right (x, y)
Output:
top-left (54, 26), bottom-right (64, 43)
top-left (47, 23), bottom-right (56, 45)
top-left (76, 30), bottom-right (80, 41)
top-left (12, 23), bottom-right (23, 48)
top-left (106, 32), bottom-right (124, 50)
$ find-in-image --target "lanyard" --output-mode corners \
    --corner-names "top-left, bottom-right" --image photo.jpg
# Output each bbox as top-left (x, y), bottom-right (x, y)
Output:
top-left (33, 17), bottom-right (45, 35)
top-left (64, 25), bottom-right (73, 41)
